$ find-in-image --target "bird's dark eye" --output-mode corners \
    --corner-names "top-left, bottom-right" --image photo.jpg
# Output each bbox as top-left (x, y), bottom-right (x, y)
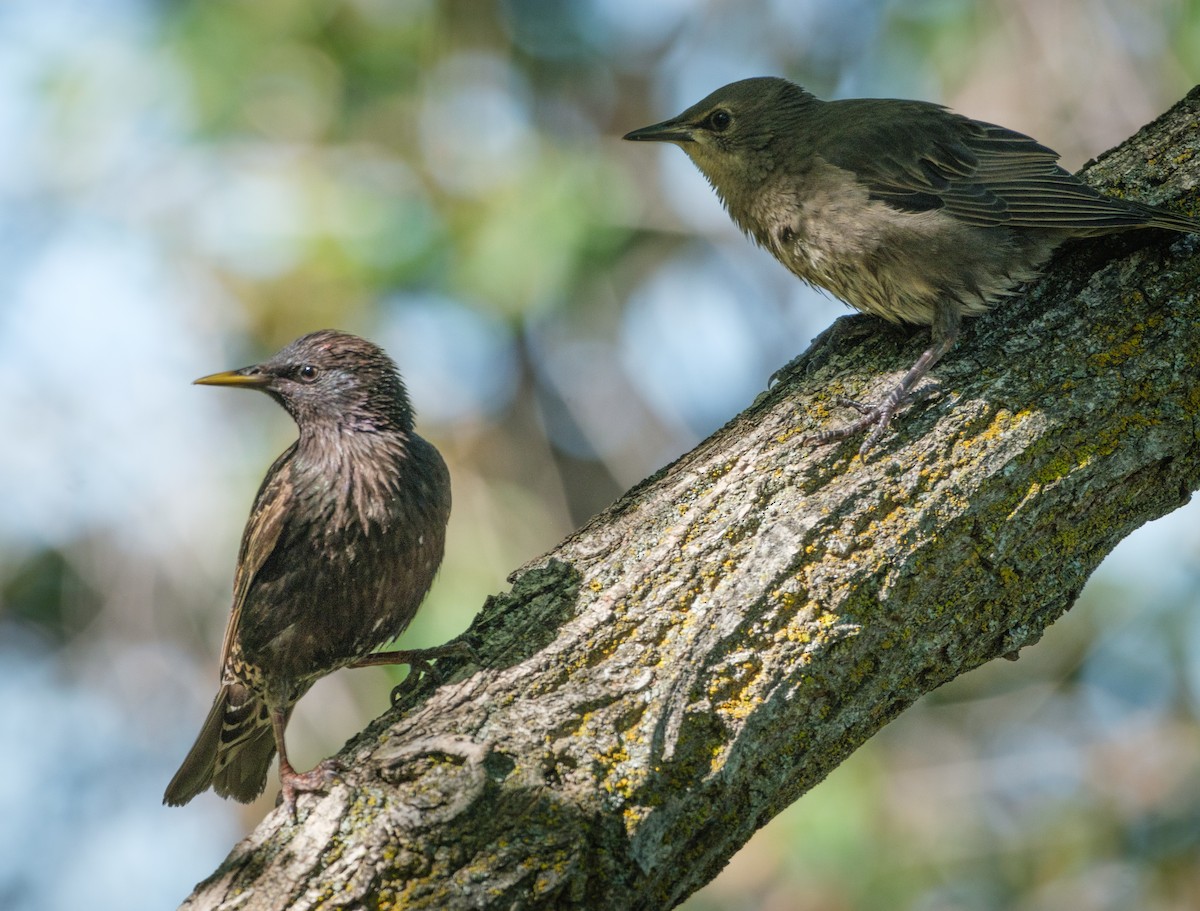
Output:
top-left (298, 364), bottom-right (320, 382)
top-left (707, 110), bottom-right (732, 132)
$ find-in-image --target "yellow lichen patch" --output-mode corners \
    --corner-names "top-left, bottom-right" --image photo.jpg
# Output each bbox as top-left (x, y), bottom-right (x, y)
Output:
top-left (1123, 289), bottom-right (1150, 311)
top-left (623, 803), bottom-right (652, 833)
top-left (774, 424), bottom-right (806, 444)
top-left (320, 836), bottom-right (346, 868)
top-left (1183, 383), bottom-right (1200, 418)
top-left (1015, 412), bottom-right (1140, 504)
top-left (952, 407), bottom-right (1033, 465)
top-left (594, 743), bottom-right (631, 784)
top-left (675, 585), bottom-right (701, 612)
top-left (847, 655), bottom-right (876, 686)
top-left (590, 744), bottom-right (648, 801)
top-left (771, 589), bottom-right (802, 613)
top-left (572, 711), bottom-right (596, 741)
top-left (716, 689), bottom-right (760, 723)
top-left (708, 460), bottom-right (736, 480)
top-left (776, 623), bottom-right (813, 644)
top-left (1090, 333), bottom-right (1144, 369)
top-left (1088, 297), bottom-right (1163, 369)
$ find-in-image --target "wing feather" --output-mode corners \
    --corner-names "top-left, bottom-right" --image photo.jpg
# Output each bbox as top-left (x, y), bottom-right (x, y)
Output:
top-left (217, 444), bottom-right (296, 673)
top-left (814, 99), bottom-right (1194, 232)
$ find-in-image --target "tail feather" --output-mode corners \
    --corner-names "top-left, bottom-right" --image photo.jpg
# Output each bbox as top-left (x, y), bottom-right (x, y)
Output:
top-left (1145, 208), bottom-right (1200, 235)
top-left (163, 683), bottom-right (278, 806)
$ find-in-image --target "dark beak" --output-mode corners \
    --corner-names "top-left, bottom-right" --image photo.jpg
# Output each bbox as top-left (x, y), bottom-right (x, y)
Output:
top-left (623, 118), bottom-right (694, 144)
top-left (193, 366), bottom-right (271, 388)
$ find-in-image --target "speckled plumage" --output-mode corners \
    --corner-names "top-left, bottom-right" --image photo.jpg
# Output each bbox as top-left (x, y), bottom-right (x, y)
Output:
top-left (625, 77), bottom-right (1200, 450)
top-left (164, 330), bottom-right (451, 810)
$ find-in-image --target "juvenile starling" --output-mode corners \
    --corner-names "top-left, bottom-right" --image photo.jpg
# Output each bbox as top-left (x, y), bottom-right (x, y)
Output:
top-left (164, 330), bottom-right (453, 816)
top-left (625, 77), bottom-right (1200, 451)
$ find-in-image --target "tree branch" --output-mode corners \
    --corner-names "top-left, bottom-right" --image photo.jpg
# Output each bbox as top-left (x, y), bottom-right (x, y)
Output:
top-left (181, 88), bottom-right (1200, 911)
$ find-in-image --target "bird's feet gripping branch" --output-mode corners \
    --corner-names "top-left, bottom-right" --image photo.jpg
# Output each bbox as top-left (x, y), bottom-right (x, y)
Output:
top-left (257, 698), bottom-right (347, 821)
top-left (277, 760), bottom-right (343, 821)
top-left (801, 308), bottom-right (959, 455)
top-left (347, 638), bottom-right (480, 705)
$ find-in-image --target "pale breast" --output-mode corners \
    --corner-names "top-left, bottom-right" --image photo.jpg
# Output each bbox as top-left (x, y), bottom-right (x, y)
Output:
top-left (746, 160), bottom-right (1057, 327)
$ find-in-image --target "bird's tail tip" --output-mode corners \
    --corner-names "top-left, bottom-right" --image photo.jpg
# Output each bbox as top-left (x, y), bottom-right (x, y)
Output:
top-left (163, 683), bottom-right (276, 806)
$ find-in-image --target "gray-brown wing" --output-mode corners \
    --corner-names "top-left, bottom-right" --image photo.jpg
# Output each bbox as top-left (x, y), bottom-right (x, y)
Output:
top-left (816, 98), bottom-right (1194, 232)
top-left (217, 443), bottom-right (296, 674)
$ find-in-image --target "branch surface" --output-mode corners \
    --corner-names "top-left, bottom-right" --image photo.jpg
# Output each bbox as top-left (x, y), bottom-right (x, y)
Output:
top-left (181, 88), bottom-right (1200, 911)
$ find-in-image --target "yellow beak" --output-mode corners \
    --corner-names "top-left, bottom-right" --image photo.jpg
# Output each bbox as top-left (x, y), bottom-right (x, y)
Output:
top-left (193, 368), bottom-right (270, 388)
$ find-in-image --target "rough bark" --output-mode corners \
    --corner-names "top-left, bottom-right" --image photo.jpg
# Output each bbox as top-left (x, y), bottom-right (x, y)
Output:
top-left (181, 89), bottom-right (1200, 911)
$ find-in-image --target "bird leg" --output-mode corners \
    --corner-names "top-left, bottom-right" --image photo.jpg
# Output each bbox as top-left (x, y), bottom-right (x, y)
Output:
top-left (347, 640), bottom-right (479, 704)
top-left (349, 639), bottom-right (477, 675)
top-left (271, 706), bottom-right (342, 821)
top-left (806, 304), bottom-right (960, 455)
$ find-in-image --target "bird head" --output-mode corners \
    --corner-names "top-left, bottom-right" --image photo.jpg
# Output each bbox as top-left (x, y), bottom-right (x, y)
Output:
top-left (623, 77), bottom-right (819, 200)
top-left (194, 330), bottom-right (414, 435)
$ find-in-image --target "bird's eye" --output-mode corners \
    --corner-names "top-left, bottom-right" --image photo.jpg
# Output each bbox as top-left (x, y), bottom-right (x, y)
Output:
top-left (707, 110), bottom-right (732, 132)
top-left (298, 365), bottom-right (320, 382)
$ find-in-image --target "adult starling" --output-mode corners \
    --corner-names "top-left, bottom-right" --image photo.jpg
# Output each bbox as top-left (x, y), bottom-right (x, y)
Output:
top-left (164, 330), bottom-right (453, 816)
top-left (625, 77), bottom-right (1200, 451)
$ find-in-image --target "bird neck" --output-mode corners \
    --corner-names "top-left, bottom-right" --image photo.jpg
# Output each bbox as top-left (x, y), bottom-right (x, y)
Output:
top-left (690, 146), bottom-right (790, 241)
top-left (295, 420), bottom-right (409, 467)
top-left (293, 423), bottom-right (412, 522)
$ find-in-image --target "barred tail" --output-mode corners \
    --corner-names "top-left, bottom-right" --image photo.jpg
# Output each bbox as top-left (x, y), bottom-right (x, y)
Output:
top-left (163, 683), bottom-right (278, 806)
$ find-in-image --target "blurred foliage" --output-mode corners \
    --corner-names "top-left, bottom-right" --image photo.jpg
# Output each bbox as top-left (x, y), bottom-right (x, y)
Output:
top-left (2, 0), bottom-right (1200, 909)
top-left (2, 546), bottom-right (102, 644)
top-left (162, 0), bottom-right (638, 335)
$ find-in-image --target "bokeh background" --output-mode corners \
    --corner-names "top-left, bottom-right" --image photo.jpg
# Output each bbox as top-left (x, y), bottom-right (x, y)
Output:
top-left (2, 1), bottom-right (1200, 908)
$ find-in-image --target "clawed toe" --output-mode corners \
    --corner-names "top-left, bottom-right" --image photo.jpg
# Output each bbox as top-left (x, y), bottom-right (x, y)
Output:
top-left (389, 659), bottom-right (437, 705)
top-left (278, 758), bottom-right (343, 820)
top-left (768, 353), bottom-right (807, 388)
top-left (803, 404), bottom-right (895, 455)
top-left (388, 640), bottom-right (479, 705)
top-left (833, 396), bottom-right (873, 415)
top-left (804, 377), bottom-right (942, 455)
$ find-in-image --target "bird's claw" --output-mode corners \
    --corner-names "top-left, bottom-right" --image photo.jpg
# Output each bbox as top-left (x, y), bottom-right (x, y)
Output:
top-left (802, 402), bottom-right (896, 455)
top-left (768, 353), bottom-right (807, 389)
top-left (277, 758), bottom-right (344, 821)
top-left (833, 395), bottom-right (873, 415)
top-left (389, 640), bottom-right (480, 705)
top-left (803, 381), bottom-right (940, 455)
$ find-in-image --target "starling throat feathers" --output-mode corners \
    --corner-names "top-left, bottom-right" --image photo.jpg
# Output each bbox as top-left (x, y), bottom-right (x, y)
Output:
top-left (164, 330), bottom-right (452, 816)
top-left (625, 77), bottom-right (1200, 452)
